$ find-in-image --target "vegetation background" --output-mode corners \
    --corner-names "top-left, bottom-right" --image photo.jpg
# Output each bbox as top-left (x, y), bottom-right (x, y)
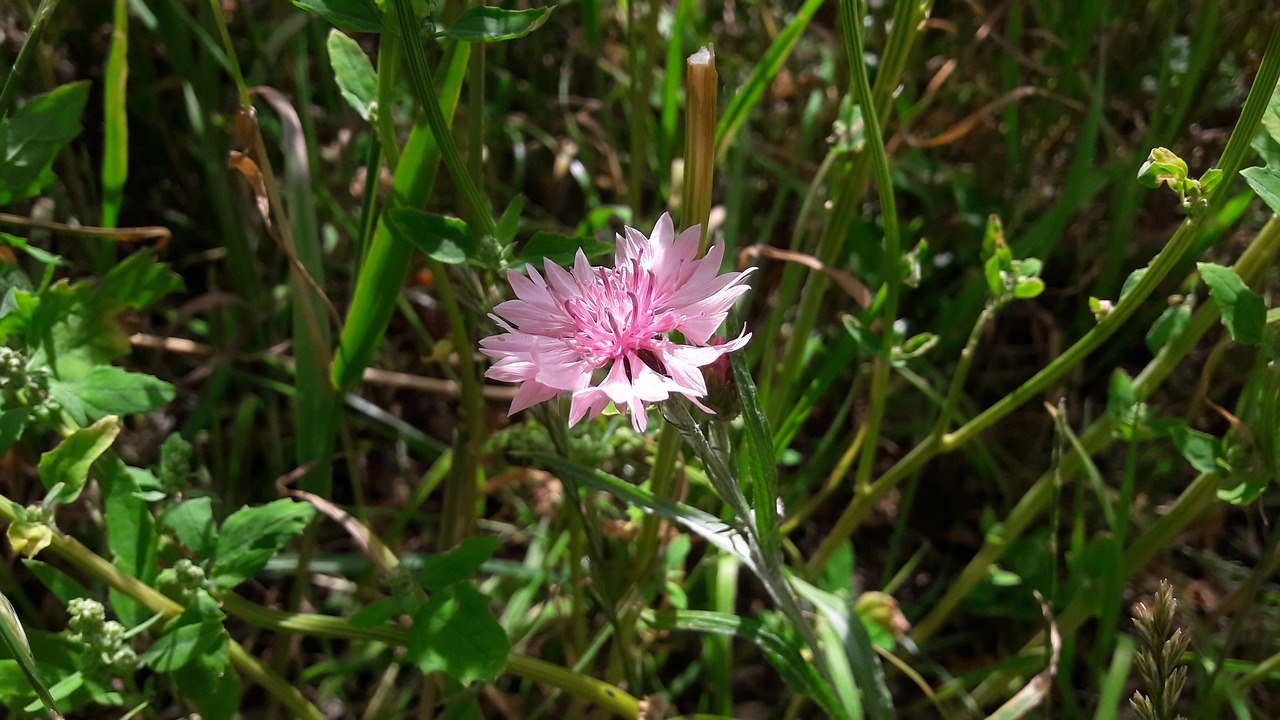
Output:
top-left (0, 0), bottom-right (1278, 717)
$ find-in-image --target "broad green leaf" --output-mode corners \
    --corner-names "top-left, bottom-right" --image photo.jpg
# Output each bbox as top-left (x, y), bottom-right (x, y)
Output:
top-left (0, 82), bottom-right (91, 205)
top-left (160, 497), bottom-right (217, 557)
top-left (386, 209), bottom-right (475, 265)
top-left (349, 597), bottom-right (406, 628)
top-left (1198, 262), bottom-right (1265, 345)
top-left (327, 29), bottom-right (378, 121)
top-left (98, 457), bottom-right (159, 627)
top-left (39, 416), bottom-right (121, 505)
top-left (172, 655), bottom-right (239, 720)
top-left (515, 231), bottom-right (612, 267)
top-left (211, 499), bottom-right (316, 588)
top-left (1241, 166), bottom-right (1280, 216)
top-left (1147, 304), bottom-right (1191, 353)
top-left (49, 366), bottom-right (174, 426)
top-left (437, 6), bottom-right (553, 42)
top-left (292, 0), bottom-right (381, 33)
top-left (97, 249), bottom-right (184, 310)
top-left (407, 583), bottom-right (509, 684)
top-left (419, 536), bottom-right (500, 592)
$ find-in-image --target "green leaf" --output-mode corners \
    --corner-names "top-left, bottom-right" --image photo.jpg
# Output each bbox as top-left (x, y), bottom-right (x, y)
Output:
top-left (327, 30), bottom-right (378, 121)
top-left (349, 597), bottom-right (407, 628)
top-left (1106, 369), bottom-right (1142, 433)
top-left (419, 536), bottom-right (500, 592)
top-left (0, 233), bottom-right (67, 267)
top-left (292, 0), bottom-right (381, 33)
top-left (49, 366), bottom-right (174, 426)
top-left (98, 456), bottom-right (159, 626)
top-left (515, 231), bottom-right (612, 267)
top-left (0, 82), bottom-right (91, 205)
top-left (1198, 262), bottom-right (1266, 345)
top-left (21, 560), bottom-right (90, 604)
top-left (407, 583), bottom-right (510, 685)
top-left (211, 499), bottom-right (316, 588)
top-left (160, 497), bottom-right (217, 558)
top-left (1167, 424), bottom-right (1221, 474)
top-left (172, 654), bottom-right (239, 720)
top-left (1241, 165), bottom-right (1280, 216)
top-left (0, 409), bottom-right (30, 455)
top-left (1146, 304), bottom-right (1191, 353)
top-left (101, 0), bottom-right (130, 228)
top-left (1013, 278), bottom-right (1045, 299)
top-left (143, 613), bottom-right (225, 673)
top-left (39, 416), bottom-right (121, 505)
top-left (385, 209), bottom-right (475, 265)
top-left (437, 6), bottom-right (553, 42)
top-left (495, 194), bottom-right (524, 246)
top-left (97, 249), bottom-right (185, 310)
top-left (0, 590), bottom-right (61, 717)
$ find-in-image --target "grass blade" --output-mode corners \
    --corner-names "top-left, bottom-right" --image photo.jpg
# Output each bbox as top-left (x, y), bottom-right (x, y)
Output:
top-left (0, 590), bottom-right (62, 718)
top-left (101, 0), bottom-right (129, 228)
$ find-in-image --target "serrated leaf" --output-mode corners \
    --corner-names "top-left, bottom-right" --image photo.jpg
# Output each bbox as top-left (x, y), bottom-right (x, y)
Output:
top-left (0, 409), bottom-right (30, 455)
top-left (407, 583), bottom-right (510, 685)
top-left (160, 497), bottom-right (217, 557)
top-left (420, 536), bottom-right (500, 592)
top-left (1198, 262), bottom-right (1266, 345)
top-left (327, 30), bottom-right (378, 121)
top-left (211, 499), bottom-right (315, 588)
top-left (0, 82), bottom-right (91, 205)
top-left (142, 613), bottom-right (225, 673)
top-left (437, 6), bottom-right (553, 42)
top-left (39, 416), bottom-right (121, 506)
top-left (386, 209), bottom-right (475, 265)
top-left (1241, 165), bottom-right (1280, 216)
top-left (292, 0), bottom-right (381, 33)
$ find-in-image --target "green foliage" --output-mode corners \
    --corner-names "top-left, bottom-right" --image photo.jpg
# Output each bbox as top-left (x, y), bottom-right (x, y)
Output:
top-left (0, 82), bottom-right (90, 205)
top-left (407, 583), bottom-right (509, 684)
top-left (210, 499), bottom-right (316, 588)
top-left (385, 208), bottom-right (477, 265)
top-left (1198, 262), bottom-right (1266, 345)
top-left (40, 416), bottom-right (121, 506)
top-left (292, 0), bottom-right (381, 32)
top-left (515, 231), bottom-right (612, 266)
top-left (437, 6), bottom-right (553, 43)
top-left (419, 536), bottom-right (500, 592)
top-left (327, 30), bottom-right (378, 121)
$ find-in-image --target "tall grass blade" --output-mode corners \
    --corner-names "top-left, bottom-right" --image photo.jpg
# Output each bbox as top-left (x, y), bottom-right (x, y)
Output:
top-left (102, 0), bottom-right (129, 228)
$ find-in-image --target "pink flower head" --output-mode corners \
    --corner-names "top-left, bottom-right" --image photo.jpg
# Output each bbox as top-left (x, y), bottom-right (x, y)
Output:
top-left (480, 213), bottom-right (753, 432)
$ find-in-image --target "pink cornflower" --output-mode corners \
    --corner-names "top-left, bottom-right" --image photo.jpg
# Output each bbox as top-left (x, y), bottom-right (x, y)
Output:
top-left (480, 213), bottom-right (753, 432)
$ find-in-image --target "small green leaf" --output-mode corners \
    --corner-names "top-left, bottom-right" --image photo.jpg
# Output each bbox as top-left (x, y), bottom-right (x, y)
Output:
top-left (1106, 370), bottom-right (1142, 431)
top-left (143, 613), bottom-right (225, 673)
top-left (407, 583), bottom-right (510, 684)
top-left (0, 409), bottom-right (30, 455)
top-left (981, 213), bottom-right (1005, 263)
top-left (437, 6), bottom-right (553, 42)
top-left (1119, 267), bottom-right (1148, 300)
top-left (21, 560), bottom-right (91, 604)
top-left (1013, 278), bottom-right (1045, 299)
top-left (349, 597), bottom-right (407, 628)
top-left (1146, 303), bottom-right (1191, 353)
top-left (1241, 165), bottom-right (1280, 216)
top-left (420, 536), bottom-right (500, 592)
top-left (0, 82), bottom-right (91, 205)
top-left (516, 231), bottom-right (612, 267)
top-left (0, 233), bottom-right (67, 267)
top-left (1198, 262), bottom-right (1266, 345)
top-left (97, 249), bottom-right (184, 310)
top-left (98, 456), bottom-right (160, 626)
top-left (1167, 424), bottom-right (1221, 474)
top-left (161, 497), bottom-right (217, 558)
top-left (327, 30), bottom-right (378, 121)
top-left (386, 209), bottom-right (475, 265)
top-left (39, 416), bottom-right (121, 506)
top-left (495, 195), bottom-right (525, 246)
top-left (211, 499), bottom-right (316, 588)
top-left (292, 0), bottom-right (381, 33)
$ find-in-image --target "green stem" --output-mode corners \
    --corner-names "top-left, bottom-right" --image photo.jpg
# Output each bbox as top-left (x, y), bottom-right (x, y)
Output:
top-left (389, 0), bottom-right (494, 239)
top-left (0, 0), bottom-right (61, 120)
top-left (204, 0), bottom-right (249, 107)
top-left (840, 0), bottom-right (901, 496)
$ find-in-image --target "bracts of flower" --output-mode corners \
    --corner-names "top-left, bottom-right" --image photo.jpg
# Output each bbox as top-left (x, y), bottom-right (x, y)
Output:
top-left (480, 213), bottom-right (753, 433)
